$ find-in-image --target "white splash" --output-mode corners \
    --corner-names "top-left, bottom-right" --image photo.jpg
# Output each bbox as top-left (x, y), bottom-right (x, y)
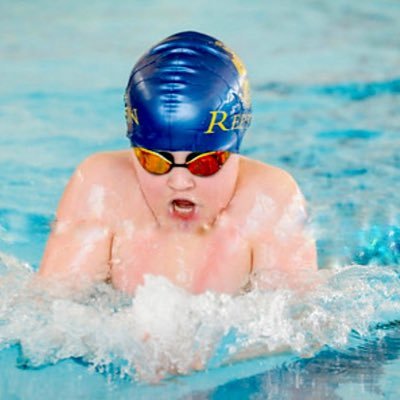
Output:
top-left (0, 252), bottom-right (400, 383)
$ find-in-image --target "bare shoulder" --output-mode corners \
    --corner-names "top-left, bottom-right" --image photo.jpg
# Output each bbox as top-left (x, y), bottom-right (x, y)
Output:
top-left (237, 156), bottom-right (303, 205)
top-left (236, 157), bottom-right (317, 276)
top-left (56, 150), bottom-right (136, 223)
top-left (76, 150), bottom-right (133, 179)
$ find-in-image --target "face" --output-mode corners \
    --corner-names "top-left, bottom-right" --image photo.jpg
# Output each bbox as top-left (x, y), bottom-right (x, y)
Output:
top-left (131, 149), bottom-right (240, 231)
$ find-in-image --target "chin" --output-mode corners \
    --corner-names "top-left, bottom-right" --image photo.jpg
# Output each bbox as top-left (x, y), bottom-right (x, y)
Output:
top-left (166, 207), bottom-right (217, 232)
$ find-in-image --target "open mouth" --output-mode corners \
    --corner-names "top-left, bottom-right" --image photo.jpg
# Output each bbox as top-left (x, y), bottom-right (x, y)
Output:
top-left (170, 199), bottom-right (197, 219)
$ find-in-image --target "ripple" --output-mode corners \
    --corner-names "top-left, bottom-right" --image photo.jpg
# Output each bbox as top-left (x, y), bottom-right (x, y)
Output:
top-left (316, 129), bottom-right (382, 140)
top-left (255, 78), bottom-right (400, 101)
top-left (314, 78), bottom-right (400, 100)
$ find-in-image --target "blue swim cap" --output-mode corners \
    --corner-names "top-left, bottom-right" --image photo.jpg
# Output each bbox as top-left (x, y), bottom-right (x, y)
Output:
top-left (125, 31), bottom-right (251, 153)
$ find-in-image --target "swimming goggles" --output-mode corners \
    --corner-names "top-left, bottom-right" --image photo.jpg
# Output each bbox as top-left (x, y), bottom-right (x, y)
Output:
top-left (134, 147), bottom-right (230, 177)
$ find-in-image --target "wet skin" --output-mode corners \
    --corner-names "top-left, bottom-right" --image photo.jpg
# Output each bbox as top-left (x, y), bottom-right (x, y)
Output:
top-left (39, 150), bottom-right (317, 295)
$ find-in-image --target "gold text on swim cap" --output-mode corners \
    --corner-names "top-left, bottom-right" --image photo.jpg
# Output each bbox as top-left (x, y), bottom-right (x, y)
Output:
top-left (126, 106), bottom-right (251, 134)
top-left (125, 106), bottom-right (139, 125)
top-left (205, 111), bottom-right (251, 134)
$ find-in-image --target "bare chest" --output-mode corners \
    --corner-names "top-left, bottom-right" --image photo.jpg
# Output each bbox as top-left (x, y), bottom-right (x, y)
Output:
top-left (110, 224), bottom-right (252, 294)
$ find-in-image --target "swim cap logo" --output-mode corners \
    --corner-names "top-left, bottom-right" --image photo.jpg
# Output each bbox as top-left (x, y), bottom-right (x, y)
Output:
top-left (205, 111), bottom-right (252, 134)
top-left (214, 40), bottom-right (251, 109)
top-left (125, 105), bottom-right (139, 127)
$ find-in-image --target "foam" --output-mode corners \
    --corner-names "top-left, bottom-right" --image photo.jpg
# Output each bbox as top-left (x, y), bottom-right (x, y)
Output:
top-left (69, 226), bottom-right (110, 273)
top-left (87, 184), bottom-right (106, 219)
top-left (244, 194), bottom-right (276, 234)
top-left (274, 193), bottom-right (307, 241)
top-left (0, 252), bottom-right (399, 383)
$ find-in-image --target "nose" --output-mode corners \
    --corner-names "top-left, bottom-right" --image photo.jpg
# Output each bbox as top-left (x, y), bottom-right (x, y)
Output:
top-left (167, 167), bottom-right (195, 191)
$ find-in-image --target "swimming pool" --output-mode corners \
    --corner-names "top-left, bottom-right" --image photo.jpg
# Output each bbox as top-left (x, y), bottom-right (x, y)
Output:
top-left (0, 0), bottom-right (399, 398)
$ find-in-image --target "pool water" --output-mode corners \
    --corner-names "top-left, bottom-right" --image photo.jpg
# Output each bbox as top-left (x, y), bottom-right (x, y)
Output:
top-left (0, 0), bottom-right (400, 398)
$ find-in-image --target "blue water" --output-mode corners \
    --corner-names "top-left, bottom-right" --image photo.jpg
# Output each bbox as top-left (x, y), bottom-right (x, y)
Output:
top-left (1, 0), bottom-right (400, 398)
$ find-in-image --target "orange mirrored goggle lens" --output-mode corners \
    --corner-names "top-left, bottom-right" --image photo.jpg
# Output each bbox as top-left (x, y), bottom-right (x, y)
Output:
top-left (134, 147), bottom-right (230, 177)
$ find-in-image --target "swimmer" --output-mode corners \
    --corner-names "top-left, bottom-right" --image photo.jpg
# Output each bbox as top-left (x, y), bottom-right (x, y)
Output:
top-left (39, 31), bottom-right (317, 295)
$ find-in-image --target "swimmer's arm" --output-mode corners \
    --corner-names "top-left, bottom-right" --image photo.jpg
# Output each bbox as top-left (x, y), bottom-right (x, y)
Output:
top-left (39, 220), bottom-right (112, 287)
top-left (38, 154), bottom-right (113, 288)
top-left (251, 172), bottom-right (318, 290)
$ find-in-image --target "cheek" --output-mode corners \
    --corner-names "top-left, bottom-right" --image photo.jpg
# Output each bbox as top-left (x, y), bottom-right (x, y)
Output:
top-left (135, 168), bottom-right (167, 202)
top-left (197, 164), bottom-right (238, 206)
top-left (144, 181), bottom-right (167, 202)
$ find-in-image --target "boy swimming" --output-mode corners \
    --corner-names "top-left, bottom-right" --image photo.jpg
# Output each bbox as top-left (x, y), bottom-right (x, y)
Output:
top-left (39, 31), bottom-right (317, 294)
